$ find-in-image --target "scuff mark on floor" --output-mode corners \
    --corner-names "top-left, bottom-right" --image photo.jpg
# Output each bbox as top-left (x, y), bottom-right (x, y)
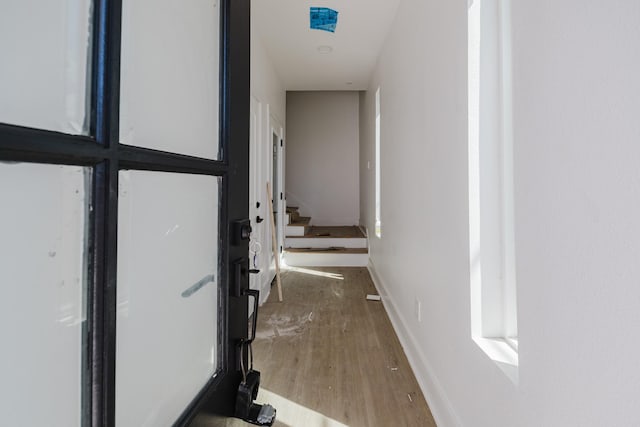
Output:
top-left (256, 312), bottom-right (315, 340)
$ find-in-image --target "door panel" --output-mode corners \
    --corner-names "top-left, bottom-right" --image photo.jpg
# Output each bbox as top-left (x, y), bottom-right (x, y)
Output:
top-left (119, 0), bottom-right (220, 160)
top-left (0, 0), bottom-right (93, 134)
top-left (0, 163), bottom-right (90, 426)
top-left (116, 171), bottom-right (220, 426)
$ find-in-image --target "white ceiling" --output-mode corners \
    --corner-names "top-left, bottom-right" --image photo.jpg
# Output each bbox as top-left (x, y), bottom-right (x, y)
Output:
top-left (252, 0), bottom-right (401, 91)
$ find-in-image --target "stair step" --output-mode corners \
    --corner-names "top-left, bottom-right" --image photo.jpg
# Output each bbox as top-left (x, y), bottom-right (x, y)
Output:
top-left (284, 247), bottom-right (368, 267)
top-left (289, 210), bottom-right (300, 223)
top-left (286, 247), bottom-right (367, 254)
top-left (285, 216), bottom-right (311, 237)
top-left (289, 216), bottom-right (310, 226)
top-left (294, 226), bottom-right (365, 239)
top-left (286, 236), bottom-right (367, 249)
top-left (285, 206), bottom-right (299, 213)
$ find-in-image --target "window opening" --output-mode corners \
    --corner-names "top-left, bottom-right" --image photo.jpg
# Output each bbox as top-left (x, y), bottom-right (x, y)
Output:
top-left (468, 0), bottom-right (518, 381)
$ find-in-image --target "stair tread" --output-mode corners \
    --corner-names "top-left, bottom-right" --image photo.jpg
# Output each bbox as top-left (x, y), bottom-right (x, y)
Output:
top-left (289, 216), bottom-right (311, 226)
top-left (285, 206), bottom-right (299, 213)
top-left (287, 226), bottom-right (365, 238)
top-left (285, 247), bottom-right (368, 254)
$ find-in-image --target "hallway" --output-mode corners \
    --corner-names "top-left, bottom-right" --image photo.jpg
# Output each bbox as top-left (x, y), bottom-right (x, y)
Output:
top-left (2, 0), bottom-right (640, 424)
top-left (193, 266), bottom-right (435, 427)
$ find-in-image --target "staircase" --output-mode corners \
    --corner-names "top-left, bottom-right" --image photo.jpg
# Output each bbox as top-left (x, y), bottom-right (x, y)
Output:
top-left (283, 206), bottom-right (369, 267)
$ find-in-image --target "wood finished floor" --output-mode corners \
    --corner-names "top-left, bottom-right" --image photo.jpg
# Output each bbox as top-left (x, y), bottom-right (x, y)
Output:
top-left (292, 226), bottom-right (366, 238)
top-left (191, 267), bottom-right (436, 427)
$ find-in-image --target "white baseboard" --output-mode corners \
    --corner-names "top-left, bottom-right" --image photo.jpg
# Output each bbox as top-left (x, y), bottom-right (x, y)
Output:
top-left (367, 261), bottom-right (463, 427)
top-left (285, 237), bottom-right (367, 249)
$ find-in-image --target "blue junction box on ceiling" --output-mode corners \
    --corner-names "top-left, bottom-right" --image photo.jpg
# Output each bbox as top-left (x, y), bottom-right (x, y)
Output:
top-left (310, 7), bottom-right (338, 33)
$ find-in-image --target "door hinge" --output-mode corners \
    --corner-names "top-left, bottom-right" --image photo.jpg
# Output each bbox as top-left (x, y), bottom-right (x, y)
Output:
top-left (280, 139), bottom-right (283, 147)
top-left (280, 245), bottom-right (283, 254)
top-left (279, 192), bottom-right (283, 200)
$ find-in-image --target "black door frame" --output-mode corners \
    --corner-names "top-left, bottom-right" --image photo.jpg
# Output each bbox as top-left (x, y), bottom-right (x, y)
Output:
top-left (0, 0), bottom-right (251, 425)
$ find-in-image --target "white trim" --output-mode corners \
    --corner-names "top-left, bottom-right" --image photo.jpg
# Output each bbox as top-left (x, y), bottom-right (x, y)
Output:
top-left (367, 261), bottom-right (463, 427)
top-left (374, 87), bottom-right (382, 239)
top-left (284, 224), bottom-right (306, 237)
top-left (258, 269), bottom-right (275, 305)
top-left (285, 237), bottom-right (367, 249)
top-left (472, 337), bottom-right (518, 385)
top-left (284, 251), bottom-right (368, 268)
top-left (270, 117), bottom-right (284, 257)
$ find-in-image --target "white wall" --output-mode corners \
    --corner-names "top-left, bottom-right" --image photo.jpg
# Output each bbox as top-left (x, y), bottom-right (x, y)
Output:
top-left (361, 0), bottom-right (640, 426)
top-left (250, 9), bottom-right (287, 302)
top-left (251, 26), bottom-right (286, 124)
top-left (286, 91), bottom-right (360, 226)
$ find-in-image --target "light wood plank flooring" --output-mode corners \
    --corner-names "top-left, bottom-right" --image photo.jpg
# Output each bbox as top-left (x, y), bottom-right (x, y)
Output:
top-left (192, 267), bottom-right (436, 427)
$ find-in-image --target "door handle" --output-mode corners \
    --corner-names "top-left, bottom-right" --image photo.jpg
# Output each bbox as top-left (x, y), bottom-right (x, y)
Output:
top-left (244, 288), bottom-right (260, 343)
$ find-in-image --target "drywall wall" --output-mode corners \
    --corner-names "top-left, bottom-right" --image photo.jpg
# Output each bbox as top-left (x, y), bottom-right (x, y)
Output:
top-left (286, 91), bottom-right (360, 226)
top-left (250, 9), bottom-right (287, 302)
top-left (360, 1), bottom-right (469, 424)
top-left (251, 25), bottom-right (286, 125)
top-left (361, 0), bottom-right (640, 426)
